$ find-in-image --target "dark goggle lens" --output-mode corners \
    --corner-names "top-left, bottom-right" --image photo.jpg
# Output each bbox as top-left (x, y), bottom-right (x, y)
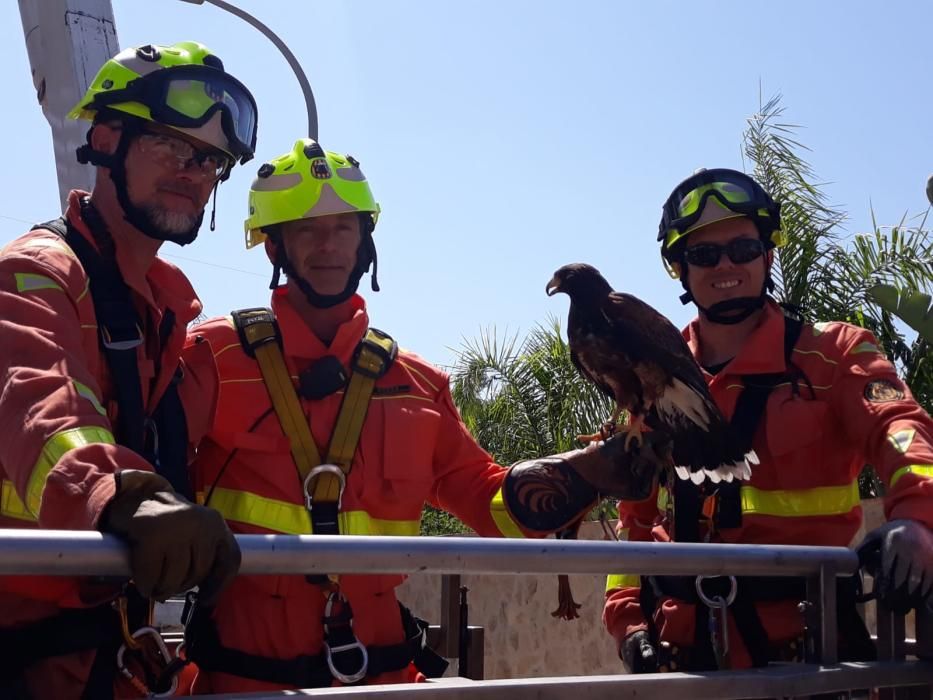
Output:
top-left (683, 238), bottom-right (765, 267)
top-left (163, 76), bottom-right (257, 149)
top-left (675, 180), bottom-right (754, 218)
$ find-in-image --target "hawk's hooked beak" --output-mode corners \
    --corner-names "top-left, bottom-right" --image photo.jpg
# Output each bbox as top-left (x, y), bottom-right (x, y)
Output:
top-left (546, 274), bottom-right (562, 296)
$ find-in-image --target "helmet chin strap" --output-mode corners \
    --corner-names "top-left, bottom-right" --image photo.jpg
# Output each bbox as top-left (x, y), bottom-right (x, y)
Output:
top-left (270, 215), bottom-right (379, 308)
top-left (679, 267), bottom-right (775, 325)
top-left (77, 120), bottom-right (204, 246)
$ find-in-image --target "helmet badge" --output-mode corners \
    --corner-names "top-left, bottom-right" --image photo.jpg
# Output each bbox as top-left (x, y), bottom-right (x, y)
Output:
top-left (311, 158), bottom-right (332, 180)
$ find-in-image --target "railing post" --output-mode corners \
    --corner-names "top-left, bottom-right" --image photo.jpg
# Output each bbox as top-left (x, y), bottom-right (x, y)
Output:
top-left (426, 574), bottom-right (461, 659)
top-left (805, 565), bottom-right (839, 664)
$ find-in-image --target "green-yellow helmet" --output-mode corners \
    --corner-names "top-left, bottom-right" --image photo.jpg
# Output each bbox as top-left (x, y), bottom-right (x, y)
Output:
top-left (245, 139), bottom-right (380, 249)
top-left (69, 41), bottom-right (258, 163)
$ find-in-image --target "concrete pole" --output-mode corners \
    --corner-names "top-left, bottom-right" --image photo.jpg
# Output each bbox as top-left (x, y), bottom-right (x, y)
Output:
top-left (18, 0), bottom-right (119, 209)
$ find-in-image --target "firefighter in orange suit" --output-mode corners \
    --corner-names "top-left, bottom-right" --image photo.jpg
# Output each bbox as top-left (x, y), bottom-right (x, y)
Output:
top-left (0, 42), bottom-right (257, 698)
top-left (184, 138), bottom-right (668, 693)
top-left (603, 168), bottom-right (933, 673)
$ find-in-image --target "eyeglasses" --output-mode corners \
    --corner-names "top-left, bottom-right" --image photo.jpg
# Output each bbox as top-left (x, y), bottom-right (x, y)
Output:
top-left (683, 238), bottom-right (766, 268)
top-left (136, 131), bottom-right (232, 180)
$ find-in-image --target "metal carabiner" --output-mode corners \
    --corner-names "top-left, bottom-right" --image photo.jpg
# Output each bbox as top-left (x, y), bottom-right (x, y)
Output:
top-left (115, 626), bottom-right (179, 697)
top-left (694, 575), bottom-right (737, 607)
top-left (322, 591), bottom-right (368, 684)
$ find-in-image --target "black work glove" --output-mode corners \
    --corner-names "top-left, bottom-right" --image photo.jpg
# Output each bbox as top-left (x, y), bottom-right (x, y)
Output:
top-left (569, 430), bottom-right (672, 501)
top-left (621, 629), bottom-right (658, 673)
top-left (100, 470), bottom-right (241, 604)
top-left (857, 519), bottom-right (933, 615)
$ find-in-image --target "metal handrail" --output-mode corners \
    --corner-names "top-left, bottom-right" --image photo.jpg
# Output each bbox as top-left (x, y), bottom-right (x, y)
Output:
top-left (0, 529), bottom-right (859, 577)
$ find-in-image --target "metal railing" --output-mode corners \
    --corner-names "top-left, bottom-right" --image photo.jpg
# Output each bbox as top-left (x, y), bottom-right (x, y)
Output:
top-left (2, 529), bottom-right (931, 699)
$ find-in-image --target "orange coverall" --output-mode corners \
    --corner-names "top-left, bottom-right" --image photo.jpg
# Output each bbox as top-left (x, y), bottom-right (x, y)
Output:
top-left (187, 289), bottom-right (528, 693)
top-left (0, 191), bottom-right (214, 698)
top-left (603, 300), bottom-right (933, 668)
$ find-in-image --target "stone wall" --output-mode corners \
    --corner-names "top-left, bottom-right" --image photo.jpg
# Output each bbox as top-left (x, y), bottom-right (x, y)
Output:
top-left (397, 520), bottom-right (625, 679)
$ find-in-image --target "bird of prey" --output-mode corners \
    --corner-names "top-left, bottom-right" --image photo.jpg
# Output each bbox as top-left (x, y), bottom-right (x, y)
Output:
top-left (546, 263), bottom-right (756, 483)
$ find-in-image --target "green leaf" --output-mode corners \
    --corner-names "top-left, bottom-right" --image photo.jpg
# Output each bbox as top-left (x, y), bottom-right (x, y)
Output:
top-left (868, 285), bottom-right (933, 342)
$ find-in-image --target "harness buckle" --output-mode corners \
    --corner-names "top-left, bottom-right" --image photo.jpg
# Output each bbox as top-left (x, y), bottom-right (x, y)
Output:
top-left (303, 463), bottom-right (346, 512)
top-left (323, 591), bottom-right (368, 684)
top-left (352, 330), bottom-right (396, 380)
top-left (100, 322), bottom-right (144, 351)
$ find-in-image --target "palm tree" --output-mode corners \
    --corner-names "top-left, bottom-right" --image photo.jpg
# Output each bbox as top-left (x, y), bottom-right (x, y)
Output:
top-left (421, 321), bottom-right (612, 536)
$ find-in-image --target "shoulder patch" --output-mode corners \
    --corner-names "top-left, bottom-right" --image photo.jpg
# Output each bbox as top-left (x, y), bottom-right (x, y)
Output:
top-left (864, 378), bottom-right (904, 403)
top-left (851, 341), bottom-right (884, 356)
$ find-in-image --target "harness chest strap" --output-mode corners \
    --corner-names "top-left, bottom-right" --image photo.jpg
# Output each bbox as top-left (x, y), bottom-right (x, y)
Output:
top-left (231, 307), bottom-right (397, 533)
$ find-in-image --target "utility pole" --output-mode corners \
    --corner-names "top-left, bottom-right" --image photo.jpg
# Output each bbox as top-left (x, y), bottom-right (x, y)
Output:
top-left (18, 0), bottom-right (119, 209)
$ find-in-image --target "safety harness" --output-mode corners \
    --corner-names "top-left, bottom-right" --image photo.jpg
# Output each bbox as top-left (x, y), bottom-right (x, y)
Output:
top-left (34, 205), bottom-right (192, 496)
top-left (639, 306), bottom-right (875, 670)
top-left (185, 307), bottom-right (447, 687)
top-left (1, 204), bottom-right (193, 698)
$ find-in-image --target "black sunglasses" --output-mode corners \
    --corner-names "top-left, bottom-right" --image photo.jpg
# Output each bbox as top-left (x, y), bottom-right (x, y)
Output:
top-left (683, 238), bottom-right (766, 268)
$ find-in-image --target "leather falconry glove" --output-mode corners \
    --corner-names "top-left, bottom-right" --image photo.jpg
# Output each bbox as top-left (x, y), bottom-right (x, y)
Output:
top-left (502, 430), bottom-right (672, 535)
top-left (857, 519), bottom-right (933, 615)
top-left (621, 629), bottom-right (659, 674)
top-left (100, 470), bottom-right (241, 604)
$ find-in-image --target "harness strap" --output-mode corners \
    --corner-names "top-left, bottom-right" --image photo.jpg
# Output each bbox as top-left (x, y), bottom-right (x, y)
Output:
top-left (648, 308), bottom-right (814, 668)
top-left (187, 603), bottom-right (447, 686)
top-left (0, 589), bottom-right (152, 698)
top-left (230, 308), bottom-right (396, 535)
top-left (32, 213), bottom-right (191, 498)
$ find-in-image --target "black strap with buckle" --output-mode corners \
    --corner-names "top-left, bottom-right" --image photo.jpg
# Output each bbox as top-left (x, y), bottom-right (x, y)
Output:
top-left (185, 601), bottom-right (448, 687)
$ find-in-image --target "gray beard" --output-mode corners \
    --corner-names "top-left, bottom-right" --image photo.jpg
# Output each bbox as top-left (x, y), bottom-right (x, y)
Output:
top-left (133, 202), bottom-right (205, 245)
top-left (143, 204), bottom-right (202, 235)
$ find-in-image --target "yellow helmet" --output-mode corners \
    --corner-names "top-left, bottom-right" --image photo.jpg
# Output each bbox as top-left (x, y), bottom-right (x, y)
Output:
top-left (69, 41), bottom-right (257, 164)
top-left (244, 138), bottom-right (379, 249)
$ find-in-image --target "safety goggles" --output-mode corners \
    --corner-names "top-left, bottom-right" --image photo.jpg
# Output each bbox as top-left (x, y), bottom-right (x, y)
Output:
top-left (682, 238), bottom-right (766, 268)
top-left (90, 65), bottom-right (258, 163)
top-left (658, 169), bottom-right (773, 247)
top-left (136, 130), bottom-right (232, 180)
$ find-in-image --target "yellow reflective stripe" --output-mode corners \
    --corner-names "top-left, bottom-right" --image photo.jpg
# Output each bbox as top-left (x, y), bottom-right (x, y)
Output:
top-left (14, 272), bottom-right (63, 293)
top-left (73, 380), bottom-right (106, 416)
top-left (657, 487), bottom-right (669, 512)
top-left (606, 573), bottom-right (641, 591)
top-left (793, 348), bottom-right (838, 365)
top-left (396, 359), bottom-right (441, 394)
top-left (740, 481), bottom-right (859, 517)
top-left (1, 479), bottom-right (37, 521)
top-left (490, 486), bottom-right (525, 538)
top-left (25, 426), bottom-right (115, 515)
top-left (206, 487), bottom-right (419, 536)
top-left (890, 465), bottom-right (933, 489)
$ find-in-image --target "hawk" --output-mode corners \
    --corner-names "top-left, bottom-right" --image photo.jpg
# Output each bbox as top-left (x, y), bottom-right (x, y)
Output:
top-left (547, 263), bottom-right (756, 483)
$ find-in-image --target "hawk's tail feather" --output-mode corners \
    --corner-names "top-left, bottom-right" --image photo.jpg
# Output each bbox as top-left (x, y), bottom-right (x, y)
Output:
top-left (663, 403), bottom-right (756, 484)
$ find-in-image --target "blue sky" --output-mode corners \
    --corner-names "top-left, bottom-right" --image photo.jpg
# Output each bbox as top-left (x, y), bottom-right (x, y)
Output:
top-left (3, 1), bottom-right (931, 368)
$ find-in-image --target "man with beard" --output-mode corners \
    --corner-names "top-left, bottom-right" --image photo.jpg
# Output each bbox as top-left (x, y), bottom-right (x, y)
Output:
top-left (0, 41), bottom-right (256, 698)
top-left (181, 138), bottom-right (673, 693)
